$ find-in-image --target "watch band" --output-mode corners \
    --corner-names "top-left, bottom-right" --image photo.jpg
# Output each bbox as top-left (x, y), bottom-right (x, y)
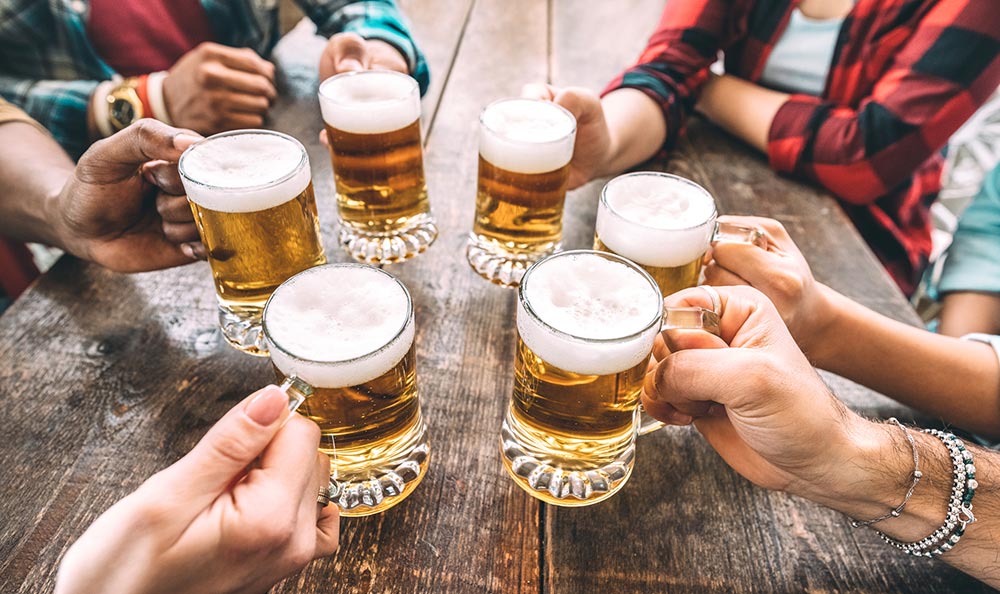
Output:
top-left (146, 71), bottom-right (173, 125)
top-left (92, 80), bottom-right (115, 138)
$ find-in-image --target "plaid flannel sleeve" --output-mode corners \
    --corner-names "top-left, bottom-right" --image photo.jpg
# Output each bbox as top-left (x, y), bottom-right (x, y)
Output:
top-left (0, 75), bottom-right (97, 159)
top-left (602, 0), bottom-right (730, 150)
top-left (295, 0), bottom-right (429, 95)
top-left (767, 1), bottom-right (1000, 204)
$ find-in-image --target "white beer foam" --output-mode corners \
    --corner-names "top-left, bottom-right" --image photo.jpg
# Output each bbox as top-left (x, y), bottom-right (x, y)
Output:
top-left (265, 265), bottom-right (414, 389)
top-left (479, 99), bottom-right (576, 174)
top-left (181, 132), bottom-right (311, 214)
top-left (319, 71), bottom-right (420, 134)
top-left (518, 253), bottom-right (660, 376)
top-left (597, 174), bottom-right (717, 267)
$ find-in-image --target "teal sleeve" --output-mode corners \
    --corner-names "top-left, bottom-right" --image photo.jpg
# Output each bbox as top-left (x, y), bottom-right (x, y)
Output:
top-left (939, 163), bottom-right (1000, 295)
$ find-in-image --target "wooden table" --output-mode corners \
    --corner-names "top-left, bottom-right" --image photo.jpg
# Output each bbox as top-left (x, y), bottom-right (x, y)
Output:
top-left (0, 1), bottom-right (989, 592)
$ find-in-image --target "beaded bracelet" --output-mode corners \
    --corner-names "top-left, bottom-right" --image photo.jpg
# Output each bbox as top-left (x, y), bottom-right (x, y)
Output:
top-left (877, 429), bottom-right (977, 557)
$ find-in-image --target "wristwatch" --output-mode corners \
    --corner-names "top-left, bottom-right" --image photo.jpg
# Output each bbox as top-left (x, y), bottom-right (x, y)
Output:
top-left (105, 77), bottom-right (145, 132)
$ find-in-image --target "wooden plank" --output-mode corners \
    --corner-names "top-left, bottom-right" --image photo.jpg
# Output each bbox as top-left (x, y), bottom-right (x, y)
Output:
top-left (545, 1), bottom-right (988, 593)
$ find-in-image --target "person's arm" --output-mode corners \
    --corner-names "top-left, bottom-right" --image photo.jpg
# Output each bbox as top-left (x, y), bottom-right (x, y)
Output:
top-left (300, 0), bottom-right (430, 94)
top-left (694, 73), bottom-right (789, 153)
top-left (704, 215), bottom-right (1000, 437)
top-left (758, 1), bottom-right (1000, 204)
top-left (938, 163), bottom-right (1000, 336)
top-left (0, 117), bottom-right (204, 272)
top-left (0, 75), bottom-right (100, 158)
top-left (646, 286), bottom-right (1000, 587)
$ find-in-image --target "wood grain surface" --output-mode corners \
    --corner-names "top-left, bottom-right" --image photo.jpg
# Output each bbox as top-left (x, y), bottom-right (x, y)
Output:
top-left (0, 1), bottom-right (988, 593)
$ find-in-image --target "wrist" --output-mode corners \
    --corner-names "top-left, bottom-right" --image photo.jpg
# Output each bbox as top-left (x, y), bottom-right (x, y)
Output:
top-left (798, 284), bottom-right (843, 366)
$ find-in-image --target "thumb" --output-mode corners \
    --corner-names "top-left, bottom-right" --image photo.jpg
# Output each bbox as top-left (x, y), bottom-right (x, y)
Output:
top-left (552, 87), bottom-right (602, 125)
top-left (330, 32), bottom-right (369, 73)
top-left (77, 120), bottom-right (201, 182)
top-left (149, 385), bottom-right (292, 514)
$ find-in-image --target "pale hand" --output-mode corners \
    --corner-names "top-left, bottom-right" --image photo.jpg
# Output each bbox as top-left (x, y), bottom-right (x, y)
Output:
top-left (163, 42), bottom-right (277, 134)
top-left (319, 33), bottom-right (410, 81)
top-left (54, 119), bottom-right (205, 272)
top-left (55, 386), bottom-right (339, 594)
top-left (703, 215), bottom-right (837, 359)
top-left (642, 285), bottom-right (868, 499)
top-left (521, 83), bottom-right (612, 190)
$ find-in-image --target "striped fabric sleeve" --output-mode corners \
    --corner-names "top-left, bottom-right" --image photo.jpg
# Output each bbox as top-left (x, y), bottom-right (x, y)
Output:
top-left (0, 76), bottom-right (97, 159)
top-left (602, 0), bottom-right (732, 150)
top-left (297, 0), bottom-right (430, 96)
top-left (767, 0), bottom-right (1000, 204)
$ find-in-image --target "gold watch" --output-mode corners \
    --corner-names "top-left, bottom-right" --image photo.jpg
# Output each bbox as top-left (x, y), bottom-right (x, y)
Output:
top-left (105, 77), bottom-right (144, 132)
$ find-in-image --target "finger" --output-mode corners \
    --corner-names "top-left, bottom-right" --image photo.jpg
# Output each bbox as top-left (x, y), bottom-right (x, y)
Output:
top-left (150, 385), bottom-right (292, 514)
top-left (318, 128), bottom-right (329, 148)
top-left (703, 261), bottom-right (749, 287)
top-left (553, 87), bottom-right (603, 126)
top-left (155, 193), bottom-right (193, 223)
top-left (204, 63), bottom-right (276, 99)
top-left (221, 92), bottom-right (271, 115)
top-left (219, 112), bottom-right (266, 131)
top-left (142, 160), bottom-right (185, 195)
top-left (288, 451), bottom-right (329, 564)
top-left (181, 241), bottom-right (207, 261)
top-left (646, 347), bottom-right (764, 408)
top-left (664, 286), bottom-right (764, 345)
top-left (257, 415), bottom-right (322, 493)
top-left (711, 241), bottom-right (800, 294)
top-left (163, 221), bottom-right (200, 244)
top-left (211, 45), bottom-right (276, 81)
top-left (78, 120), bottom-right (201, 181)
top-left (312, 453), bottom-right (339, 556)
top-left (521, 83), bottom-right (557, 101)
top-left (640, 396), bottom-right (694, 426)
top-left (330, 32), bottom-right (370, 72)
top-left (717, 215), bottom-right (793, 247)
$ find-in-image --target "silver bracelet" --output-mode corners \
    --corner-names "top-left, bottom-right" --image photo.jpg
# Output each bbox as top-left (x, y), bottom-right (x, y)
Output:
top-left (877, 429), bottom-right (977, 557)
top-left (850, 418), bottom-right (922, 528)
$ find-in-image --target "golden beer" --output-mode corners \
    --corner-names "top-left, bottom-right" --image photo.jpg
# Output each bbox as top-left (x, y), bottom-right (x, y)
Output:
top-left (319, 71), bottom-right (436, 264)
top-left (467, 98), bottom-right (576, 287)
top-left (593, 236), bottom-right (702, 297)
top-left (501, 250), bottom-right (663, 506)
top-left (180, 130), bottom-right (326, 355)
top-left (263, 264), bottom-right (430, 516)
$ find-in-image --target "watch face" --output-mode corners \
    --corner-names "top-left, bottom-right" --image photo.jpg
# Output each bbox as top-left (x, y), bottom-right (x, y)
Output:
top-left (110, 98), bottom-right (136, 128)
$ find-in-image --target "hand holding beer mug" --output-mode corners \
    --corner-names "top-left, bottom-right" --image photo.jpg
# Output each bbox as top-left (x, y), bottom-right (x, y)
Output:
top-left (500, 250), bottom-right (719, 506)
top-left (262, 264), bottom-right (430, 515)
top-left (179, 130), bottom-right (326, 355)
top-left (467, 98), bottom-right (577, 287)
top-left (318, 71), bottom-right (436, 264)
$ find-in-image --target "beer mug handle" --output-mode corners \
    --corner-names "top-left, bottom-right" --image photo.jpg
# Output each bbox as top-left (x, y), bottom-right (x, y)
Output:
top-left (712, 221), bottom-right (766, 249)
top-left (637, 306), bottom-right (722, 436)
top-left (278, 375), bottom-right (313, 418)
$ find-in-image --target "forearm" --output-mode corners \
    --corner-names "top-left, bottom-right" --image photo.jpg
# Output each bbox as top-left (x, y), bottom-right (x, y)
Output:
top-left (694, 74), bottom-right (788, 154)
top-left (939, 292), bottom-right (1000, 337)
top-left (813, 286), bottom-right (1000, 437)
top-left (804, 418), bottom-right (1000, 587)
top-left (598, 88), bottom-right (668, 177)
top-left (0, 122), bottom-right (74, 248)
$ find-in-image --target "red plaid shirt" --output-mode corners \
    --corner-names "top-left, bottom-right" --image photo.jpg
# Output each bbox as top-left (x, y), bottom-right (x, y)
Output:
top-left (606, 0), bottom-right (1000, 296)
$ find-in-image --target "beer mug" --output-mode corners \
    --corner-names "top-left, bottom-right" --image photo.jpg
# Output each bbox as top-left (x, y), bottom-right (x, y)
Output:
top-left (595, 171), bottom-right (765, 297)
top-left (500, 250), bottom-right (719, 506)
top-left (262, 263), bottom-right (430, 516)
top-left (467, 98), bottom-right (577, 287)
top-left (179, 130), bottom-right (326, 355)
top-left (318, 70), bottom-right (437, 264)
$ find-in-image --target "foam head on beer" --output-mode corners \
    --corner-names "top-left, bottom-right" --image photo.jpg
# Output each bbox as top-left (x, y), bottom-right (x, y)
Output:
top-left (518, 252), bottom-right (661, 376)
top-left (480, 99), bottom-right (576, 175)
top-left (265, 265), bottom-right (414, 388)
top-left (597, 173), bottom-right (717, 267)
top-left (319, 71), bottom-right (421, 135)
top-left (180, 131), bottom-right (311, 213)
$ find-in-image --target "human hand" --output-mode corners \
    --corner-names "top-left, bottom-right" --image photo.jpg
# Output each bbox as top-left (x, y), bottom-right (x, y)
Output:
top-left (521, 83), bottom-right (611, 190)
top-left (53, 119), bottom-right (207, 272)
top-left (55, 385), bottom-right (339, 594)
top-left (320, 32), bottom-right (409, 81)
top-left (703, 216), bottom-right (837, 360)
top-left (642, 285), bottom-right (870, 499)
top-left (163, 42), bottom-right (276, 134)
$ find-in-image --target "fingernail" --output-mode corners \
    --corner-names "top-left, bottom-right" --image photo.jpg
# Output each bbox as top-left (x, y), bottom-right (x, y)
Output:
top-left (708, 404), bottom-right (726, 417)
top-left (672, 413), bottom-right (694, 425)
top-left (340, 59), bottom-right (364, 72)
top-left (180, 243), bottom-right (197, 260)
top-left (173, 133), bottom-right (202, 150)
top-left (245, 386), bottom-right (288, 426)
